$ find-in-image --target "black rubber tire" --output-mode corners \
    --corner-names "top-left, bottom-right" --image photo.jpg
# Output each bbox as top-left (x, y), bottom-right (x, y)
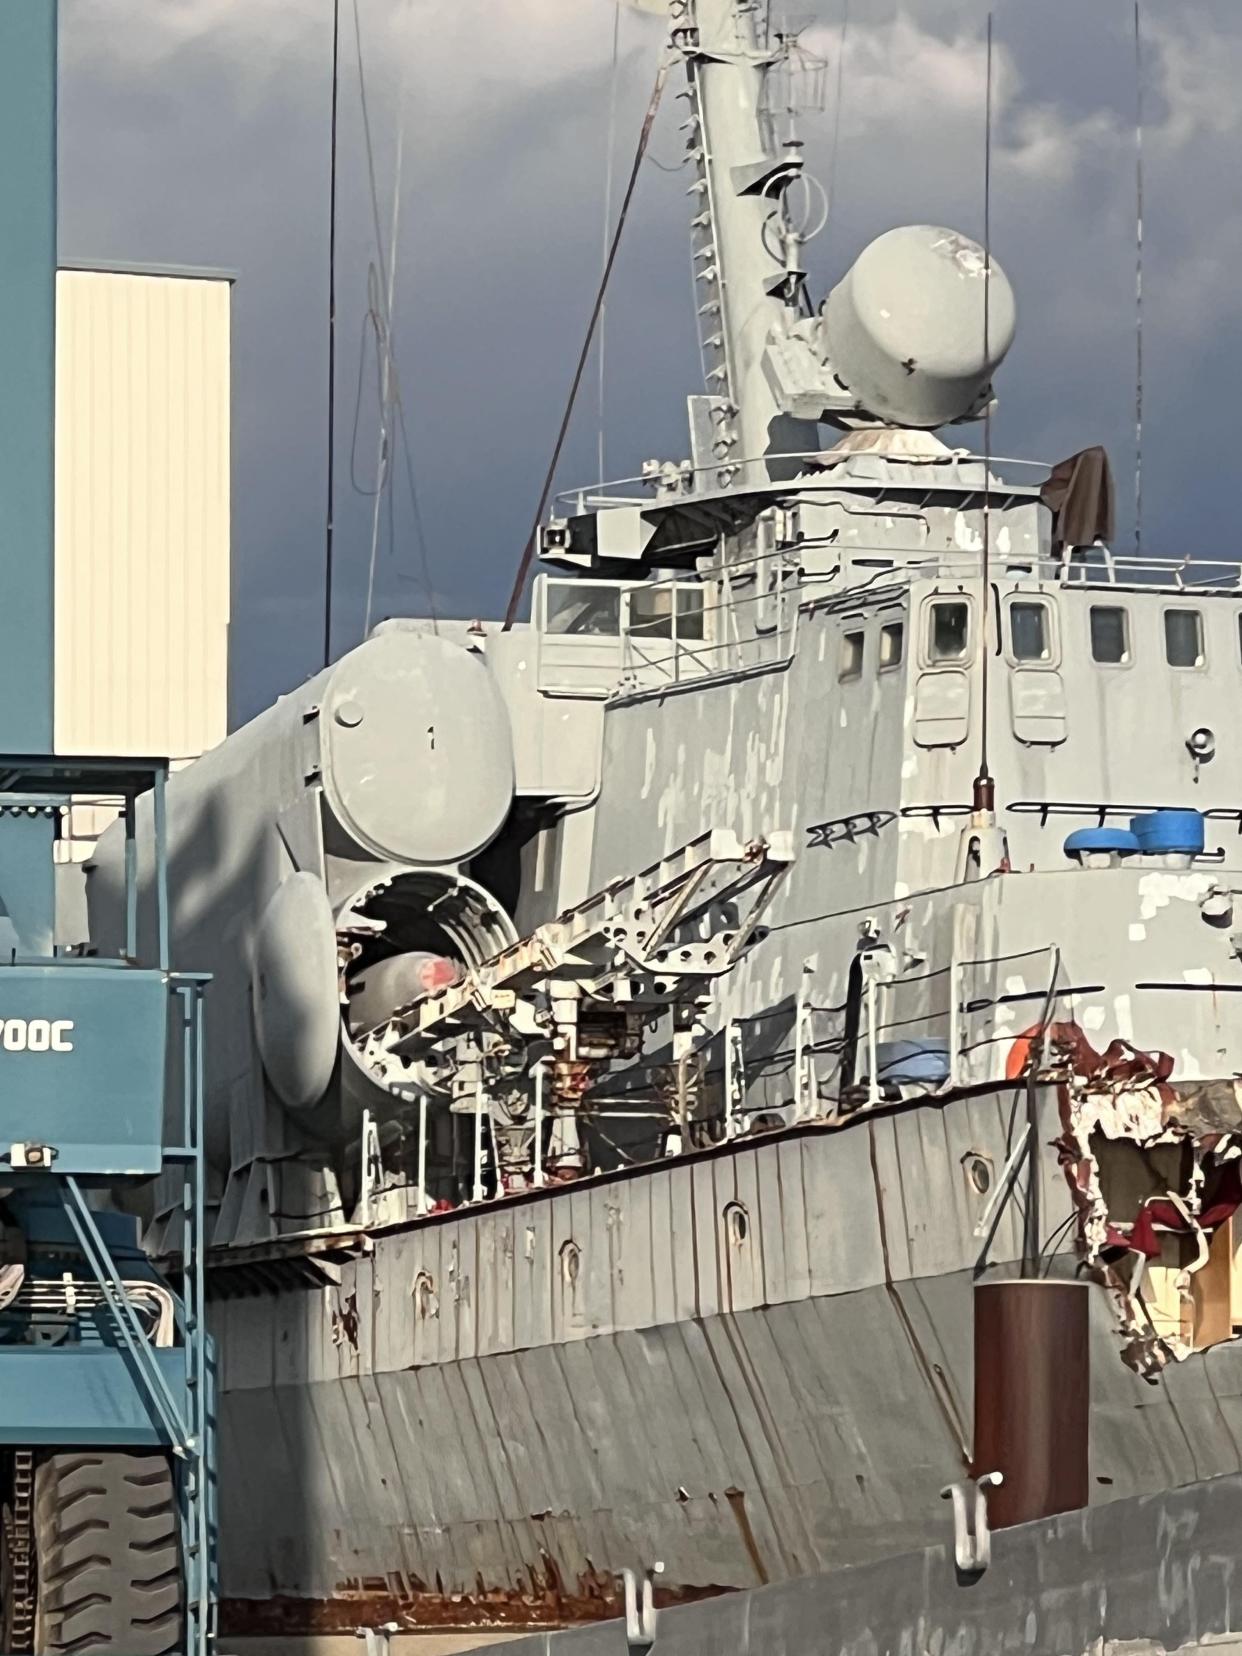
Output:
top-left (32, 1451), bottom-right (182, 1654)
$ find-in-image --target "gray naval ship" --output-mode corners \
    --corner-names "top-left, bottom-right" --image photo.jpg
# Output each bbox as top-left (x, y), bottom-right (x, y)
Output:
top-left (82, 0), bottom-right (1242, 1642)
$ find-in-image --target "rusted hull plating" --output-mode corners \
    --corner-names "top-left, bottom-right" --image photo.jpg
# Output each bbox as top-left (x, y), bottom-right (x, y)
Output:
top-left (416, 1467), bottom-right (1242, 1656)
top-left (208, 1082), bottom-right (1242, 1633)
top-left (219, 1570), bottom-right (718, 1638)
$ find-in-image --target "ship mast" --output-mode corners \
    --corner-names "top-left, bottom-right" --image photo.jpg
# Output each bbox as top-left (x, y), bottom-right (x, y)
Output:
top-left (678, 0), bottom-right (822, 486)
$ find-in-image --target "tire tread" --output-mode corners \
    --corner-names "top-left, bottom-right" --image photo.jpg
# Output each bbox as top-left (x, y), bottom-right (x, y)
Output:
top-left (33, 1451), bottom-right (182, 1654)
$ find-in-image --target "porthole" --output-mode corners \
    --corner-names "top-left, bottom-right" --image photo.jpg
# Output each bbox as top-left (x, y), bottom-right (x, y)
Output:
top-left (928, 599), bottom-right (970, 663)
top-left (963, 1151), bottom-right (993, 1197)
top-left (1009, 600), bottom-right (1051, 663)
top-left (1165, 608), bottom-right (1204, 668)
top-left (559, 1239), bottom-right (581, 1284)
top-left (839, 630), bottom-right (864, 681)
top-left (1090, 605), bottom-right (1129, 665)
top-left (879, 621), bottom-right (904, 670)
top-left (725, 1201), bottom-right (749, 1244)
top-left (412, 1270), bottom-right (439, 1320)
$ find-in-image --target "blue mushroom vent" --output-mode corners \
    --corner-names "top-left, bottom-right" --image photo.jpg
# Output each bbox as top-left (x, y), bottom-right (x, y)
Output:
top-left (1128, 809), bottom-right (1205, 855)
top-left (1064, 827), bottom-right (1141, 858)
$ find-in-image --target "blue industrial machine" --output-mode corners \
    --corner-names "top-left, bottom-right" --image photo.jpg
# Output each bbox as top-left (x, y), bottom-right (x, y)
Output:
top-left (0, 6), bottom-right (211, 1653)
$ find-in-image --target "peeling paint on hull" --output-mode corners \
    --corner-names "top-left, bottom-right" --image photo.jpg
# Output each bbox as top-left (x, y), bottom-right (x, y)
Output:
top-left (219, 1574), bottom-right (721, 1638)
top-left (210, 1085), bottom-right (1242, 1625)
top-left (413, 1467), bottom-right (1242, 1656)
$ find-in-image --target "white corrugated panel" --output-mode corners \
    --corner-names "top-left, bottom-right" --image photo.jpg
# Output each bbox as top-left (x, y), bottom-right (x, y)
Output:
top-left (54, 268), bottom-right (230, 763)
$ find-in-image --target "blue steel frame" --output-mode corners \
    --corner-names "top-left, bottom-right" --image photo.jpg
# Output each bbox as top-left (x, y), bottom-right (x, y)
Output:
top-left (0, 756), bottom-right (212, 1655)
top-left (2, 6), bottom-right (212, 1647)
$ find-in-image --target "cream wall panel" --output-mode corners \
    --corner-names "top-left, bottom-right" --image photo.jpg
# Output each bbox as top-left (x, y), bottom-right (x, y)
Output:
top-left (54, 268), bottom-right (230, 763)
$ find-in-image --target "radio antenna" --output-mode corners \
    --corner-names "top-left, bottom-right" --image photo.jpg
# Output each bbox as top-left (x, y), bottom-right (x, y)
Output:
top-left (322, 0), bottom-right (341, 667)
top-left (972, 11), bottom-right (995, 817)
top-left (1133, 0), bottom-right (1145, 558)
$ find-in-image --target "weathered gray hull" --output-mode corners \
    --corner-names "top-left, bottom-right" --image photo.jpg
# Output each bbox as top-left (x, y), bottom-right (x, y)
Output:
top-left (211, 1084), bottom-right (1242, 1633)
top-left (446, 1465), bottom-right (1242, 1656)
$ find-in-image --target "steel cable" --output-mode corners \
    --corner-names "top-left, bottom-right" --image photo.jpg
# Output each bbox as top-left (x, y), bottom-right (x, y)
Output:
top-left (502, 47), bottom-right (673, 630)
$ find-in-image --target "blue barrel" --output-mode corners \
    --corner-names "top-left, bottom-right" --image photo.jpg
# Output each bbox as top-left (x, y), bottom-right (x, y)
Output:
top-left (1129, 810), bottom-right (1205, 855)
top-left (871, 1037), bottom-right (951, 1086)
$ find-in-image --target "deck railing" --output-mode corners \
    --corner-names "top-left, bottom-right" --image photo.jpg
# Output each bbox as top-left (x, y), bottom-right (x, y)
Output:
top-left (618, 548), bottom-right (802, 693)
top-left (720, 942), bottom-right (1077, 1134)
top-left (540, 540), bottom-right (1242, 699)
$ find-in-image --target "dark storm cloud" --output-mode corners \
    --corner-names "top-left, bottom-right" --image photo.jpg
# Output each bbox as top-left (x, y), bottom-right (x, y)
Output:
top-left (56, 0), bottom-right (1242, 725)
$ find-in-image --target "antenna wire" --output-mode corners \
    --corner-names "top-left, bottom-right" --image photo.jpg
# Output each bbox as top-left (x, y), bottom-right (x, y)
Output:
top-left (974, 11), bottom-right (995, 807)
top-left (502, 48), bottom-right (672, 631)
top-left (1133, 0), bottom-right (1144, 558)
top-left (323, 0), bottom-right (341, 667)
top-left (598, 1), bottom-right (623, 489)
top-left (826, 0), bottom-right (849, 219)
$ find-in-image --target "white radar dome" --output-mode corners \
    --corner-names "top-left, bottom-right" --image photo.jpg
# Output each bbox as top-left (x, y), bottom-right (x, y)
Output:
top-left (819, 225), bottom-right (1016, 429)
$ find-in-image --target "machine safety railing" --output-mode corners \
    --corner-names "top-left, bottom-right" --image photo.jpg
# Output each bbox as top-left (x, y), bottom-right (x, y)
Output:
top-left (537, 536), bottom-right (1242, 704)
top-left (801, 544), bottom-right (1242, 598)
top-left (535, 546), bottom-right (803, 698)
top-left (552, 449), bottom-right (1054, 513)
top-left (719, 942), bottom-right (1077, 1133)
top-left (618, 549), bottom-right (801, 692)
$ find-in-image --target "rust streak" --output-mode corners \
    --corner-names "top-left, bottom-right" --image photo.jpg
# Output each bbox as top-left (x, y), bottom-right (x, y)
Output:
top-left (219, 1565), bottom-right (724, 1636)
top-left (867, 1121), bottom-right (971, 1466)
top-left (724, 1487), bottom-right (769, 1586)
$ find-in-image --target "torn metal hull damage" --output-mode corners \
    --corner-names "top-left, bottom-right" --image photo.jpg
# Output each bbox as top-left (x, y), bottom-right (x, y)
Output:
top-left (1039, 1024), bottom-right (1242, 1374)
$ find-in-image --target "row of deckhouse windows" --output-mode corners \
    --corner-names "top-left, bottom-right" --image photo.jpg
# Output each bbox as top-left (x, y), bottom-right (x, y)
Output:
top-left (838, 599), bottom-right (1219, 680)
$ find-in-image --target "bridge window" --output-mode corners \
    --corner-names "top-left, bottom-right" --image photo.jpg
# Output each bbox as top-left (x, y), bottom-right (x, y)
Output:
top-left (545, 583), bottom-right (621, 637)
top-left (1009, 600), bottom-right (1051, 662)
top-left (1164, 608), bottom-right (1204, 668)
top-left (675, 587), bottom-right (705, 640)
top-left (839, 629), bottom-right (864, 681)
top-left (879, 621), bottom-right (904, 670)
top-left (1090, 605), bottom-right (1129, 665)
top-left (628, 584), bottom-right (705, 642)
top-left (929, 600), bottom-right (970, 662)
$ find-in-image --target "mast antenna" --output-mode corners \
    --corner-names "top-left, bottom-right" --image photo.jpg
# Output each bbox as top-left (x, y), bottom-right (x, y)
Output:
top-left (825, 0), bottom-right (849, 220)
top-left (598, 1), bottom-right (623, 488)
top-left (972, 10), bottom-right (996, 818)
top-left (1133, 0), bottom-right (1145, 558)
top-left (502, 49), bottom-right (672, 630)
top-left (323, 0), bottom-right (341, 668)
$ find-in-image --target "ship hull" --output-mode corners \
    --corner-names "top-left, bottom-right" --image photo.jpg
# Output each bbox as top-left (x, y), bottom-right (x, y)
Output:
top-left (375, 1468), bottom-right (1242, 1656)
top-left (210, 1082), bottom-right (1242, 1635)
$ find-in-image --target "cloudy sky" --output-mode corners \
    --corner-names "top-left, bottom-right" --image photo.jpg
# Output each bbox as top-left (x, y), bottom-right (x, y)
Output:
top-left (58, 0), bottom-right (1242, 723)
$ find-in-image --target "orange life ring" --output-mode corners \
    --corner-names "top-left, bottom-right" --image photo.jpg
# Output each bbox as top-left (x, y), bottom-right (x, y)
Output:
top-left (1005, 1020), bottom-right (1077, 1082)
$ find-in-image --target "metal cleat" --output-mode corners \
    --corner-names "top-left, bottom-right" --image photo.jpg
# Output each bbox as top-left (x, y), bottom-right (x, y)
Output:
top-left (624, 1561), bottom-right (663, 1654)
top-left (357, 1625), bottom-right (398, 1656)
top-left (940, 1471), bottom-right (1003, 1575)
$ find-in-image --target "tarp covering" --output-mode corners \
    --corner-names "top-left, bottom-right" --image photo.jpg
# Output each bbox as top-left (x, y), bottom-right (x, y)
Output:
top-left (1041, 444), bottom-right (1115, 550)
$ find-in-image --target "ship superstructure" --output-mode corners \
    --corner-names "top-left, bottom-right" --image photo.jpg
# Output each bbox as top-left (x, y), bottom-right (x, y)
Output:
top-left (82, 0), bottom-right (1242, 1637)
